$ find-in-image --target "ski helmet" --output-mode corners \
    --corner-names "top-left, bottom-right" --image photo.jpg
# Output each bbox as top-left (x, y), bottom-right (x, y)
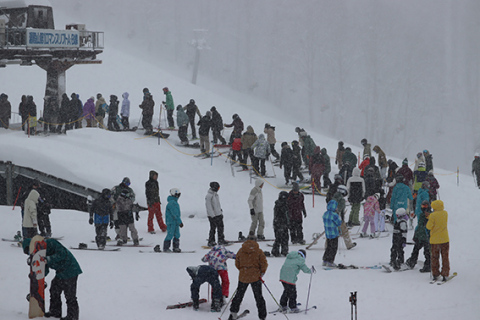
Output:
top-left (190, 99), bottom-right (195, 104)
top-left (396, 208), bottom-right (407, 220)
top-left (122, 177), bottom-right (131, 186)
top-left (206, 111), bottom-right (211, 118)
top-left (232, 113), bottom-right (238, 120)
top-left (338, 141), bottom-right (344, 146)
top-left (337, 185), bottom-right (348, 197)
top-left (278, 191), bottom-right (289, 200)
top-left (475, 152), bottom-right (480, 158)
top-left (361, 138), bottom-right (367, 145)
top-left (210, 182), bottom-right (220, 192)
top-left (101, 188), bottom-right (111, 199)
top-left (163, 87), bottom-right (169, 92)
top-left (281, 142), bottom-right (288, 148)
top-left (170, 188), bottom-right (181, 198)
top-left (265, 123), bottom-right (270, 128)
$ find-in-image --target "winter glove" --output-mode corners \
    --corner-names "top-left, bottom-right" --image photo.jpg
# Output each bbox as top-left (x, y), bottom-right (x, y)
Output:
top-left (109, 221), bottom-right (114, 229)
top-left (26, 256), bottom-right (32, 266)
top-left (250, 208), bottom-right (255, 216)
top-left (89, 218), bottom-right (93, 225)
top-left (303, 210), bottom-right (307, 218)
top-left (179, 223), bottom-right (184, 228)
top-left (135, 213), bottom-right (140, 221)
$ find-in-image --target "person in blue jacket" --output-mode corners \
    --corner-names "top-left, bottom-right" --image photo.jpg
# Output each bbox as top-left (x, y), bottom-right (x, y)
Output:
top-left (163, 188), bottom-right (184, 252)
top-left (278, 250), bottom-right (312, 313)
top-left (23, 238), bottom-right (82, 320)
top-left (390, 175), bottom-right (413, 223)
top-left (322, 200), bottom-right (342, 267)
top-left (415, 181), bottom-right (430, 216)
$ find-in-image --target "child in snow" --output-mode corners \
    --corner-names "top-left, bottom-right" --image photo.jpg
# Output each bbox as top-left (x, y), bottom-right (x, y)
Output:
top-left (322, 200), bottom-right (342, 267)
top-left (390, 208), bottom-right (408, 270)
top-left (334, 185), bottom-right (357, 250)
top-left (271, 191), bottom-right (290, 257)
top-left (361, 193), bottom-right (380, 238)
top-left (201, 245), bottom-right (236, 299)
top-left (278, 250), bottom-right (312, 313)
top-left (163, 188), bottom-right (183, 252)
top-left (187, 265), bottom-right (223, 312)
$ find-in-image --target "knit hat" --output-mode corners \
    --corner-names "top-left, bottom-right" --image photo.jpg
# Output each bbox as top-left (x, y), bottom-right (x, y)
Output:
top-left (402, 158), bottom-right (408, 165)
top-left (292, 182), bottom-right (300, 192)
top-left (210, 181), bottom-right (220, 192)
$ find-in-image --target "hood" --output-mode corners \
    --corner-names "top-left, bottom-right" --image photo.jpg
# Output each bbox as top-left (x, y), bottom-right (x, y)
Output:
top-left (27, 189), bottom-right (40, 204)
top-left (87, 97), bottom-right (94, 103)
top-left (241, 239), bottom-right (260, 253)
top-left (321, 148), bottom-right (327, 155)
top-left (352, 167), bottom-right (361, 177)
top-left (373, 145), bottom-right (382, 153)
top-left (186, 266), bottom-right (200, 279)
top-left (258, 134), bottom-right (265, 141)
top-left (327, 200), bottom-right (338, 212)
top-left (98, 96), bottom-right (106, 104)
top-left (167, 195), bottom-right (179, 203)
top-left (431, 200), bottom-right (444, 211)
top-left (246, 125), bottom-right (254, 133)
top-left (149, 170), bottom-right (158, 179)
top-left (366, 195), bottom-right (376, 202)
top-left (122, 92), bottom-right (129, 99)
top-left (314, 146), bottom-right (321, 154)
top-left (254, 179), bottom-right (264, 188)
top-left (286, 251), bottom-right (304, 261)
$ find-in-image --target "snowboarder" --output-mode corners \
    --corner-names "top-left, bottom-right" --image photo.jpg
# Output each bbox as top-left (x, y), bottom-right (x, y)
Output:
top-left (322, 200), bottom-right (342, 267)
top-left (206, 182), bottom-right (227, 246)
top-left (346, 167), bottom-right (365, 227)
top-left (287, 183), bottom-right (307, 245)
top-left (473, 153), bottom-right (480, 188)
top-left (37, 192), bottom-right (52, 238)
top-left (197, 111), bottom-right (212, 153)
top-left (115, 190), bottom-right (140, 246)
top-left (176, 105), bottom-right (189, 144)
top-left (19, 95), bottom-right (28, 131)
top-left (264, 123), bottom-right (280, 160)
top-left (426, 200), bottom-right (450, 282)
top-left (89, 188), bottom-right (114, 249)
top-left (0, 93), bottom-right (11, 129)
top-left (361, 138), bottom-right (371, 158)
top-left (107, 94), bottom-right (120, 131)
top-left (240, 125), bottom-right (257, 170)
top-left (210, 106), bottom-right (227, 145)
top-left (335, 141), bottom-right (345, 170)
top-left (341, 147), bottom-right (357, 181)
top-left (251, 134), bottom-right (270, 176)
top-left (278, 250), bottom-right (312, 313)
top-left (112, 177), bottom-right (136, 239)
top-left (248, 179), bottom-right (265, 240)
top-left (120, 92), bottom-right (130, 130)
top-left (279, 142), bottom-right (294, 185)
top-left (224, 113), bottom-right (244, 145)
top-left (271, 191), bottom-right (290, 257)
top-left (23, 238), bottom-right (82, 320)
top-left (406, 200), bottom-right (431, 272)
top-left (25, 95), bottom-right (37, 134)
top-left (201, 245), bottom-right (236, 299)
top-left (300, 134), bottom-right (316, 167)
top-left (321, 148), bottom-right (332, 188)
top-left (397, 158), bottom-right (414, 188)
top-left (390, 208), bottom-right (408, 270)
top-left (139, 90), bottom-right (155, 135)
top-left (390, 175), bottom-right (413, 223)
top-left (291, 140), bottom-right (304, 182)
top-left (228, 232), bottom-right (268, 320)
top-left (386, 159), bottom-right (399, 205)
top-left (183, 99), bottom-right (202, 139)
top-left (163, 188), bottom-right (183, 252)
top-left (361, 194), bottom-right (380, 238)
top-left (187, 265), bottom-right (223, 312)
top-left (70, 93), bottom-right (83, 129)
top-left (145, 170), bottom-right (167, 234)
top-left (309, 146), bottom-right (325, 189)
top-left (162, 87), bottom-right (175, 129)
top-left (231, 137), bottom-right (243, 164)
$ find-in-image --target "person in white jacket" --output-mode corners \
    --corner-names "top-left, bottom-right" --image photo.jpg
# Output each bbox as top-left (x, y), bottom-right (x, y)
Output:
top-left (23, 183), bottom-right (41, 238)
top-left (206, 182), bottom-right (227, 247)
top-left (248, 179), bottom-right (265, 239)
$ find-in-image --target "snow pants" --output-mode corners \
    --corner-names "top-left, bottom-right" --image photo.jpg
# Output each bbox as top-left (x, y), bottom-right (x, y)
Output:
top-left (323, 237), bottom-right (339, 263)
top-left (178, 125), bottom-right (189, 143)
top-left (190, 266), bottom-right (222, 303)
top-left (167, 109), bottom-right (175, 128)
top-left (208, 215), bottom-right (225, 244)
top-left (249, 211), bottom-right (265, 237)
top-left (280, 282), bottom-right (297, 309)
top-left (271, 228), bottom-right (289, 256)
top-left (253, 157), bottom-right (266, 176)
top-left (121, 116), bottom-right (129, 129)
top-left (142, 113), bottom-right (153, 133)
top-left (339, 222), bottom-right (356, 249)
top-left (212, 127), bottom-right (226, 145)
top-left (374, 210), bottom-right (386, 232)
top-left (390, 234), bottom-right (406, 268)
top-left (283, 164), bottom-right (292, 184)
top-left (241, 148), bottom-right (254, 170)
top-left (348, 203), bottom-right (361, 225)
top-left (407, 238), bottom-right (431, 268)
top-left (362, 215), bottom-right (376, 235)
top-left (147, 202), bottom-right (167, 232)
top-left (230, 280), bottom-right (266, 320)
top-left (291, 164), bottom-right (304, 182)
top-left (431, 242), bottom-right (450, 278)
top-left (217, 269), bottom-right (230, 297)
top-left (165, 223), bottom-right (181, 242)
top-left (289, 219), bottom-right (304, 244)
top-left (118, 223), bottom-right (139, 243)
top-left (49, 276), bottom-right (79, 320)
top-left (37, 211), bottom-right (51, 237)
top-left (94, 224), bottom-right (108, 248)
top-left (270, 143), bottom-right (280, 160)
top-left (188, 116), bottom-right (197, 138)
top-left (199, 135), bottom-right (210, 153)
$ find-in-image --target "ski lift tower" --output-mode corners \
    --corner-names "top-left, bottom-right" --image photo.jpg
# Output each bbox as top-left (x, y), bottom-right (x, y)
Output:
top-left (190, 29), bottom-right (209, 85)
top-left (0, 3), bottom-right (103, 103)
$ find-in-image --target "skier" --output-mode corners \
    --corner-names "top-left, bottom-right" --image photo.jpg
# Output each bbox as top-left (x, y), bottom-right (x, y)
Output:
top-left (23, 238), bottom-right (82, 320)
top-left (163, 188), bottom-right (183, 252)
top-left (390, 175), bottom-right (413, 223)
top-left (145, 170), bottom-right (167, 234)
top-left (206, 182), bottom-right (227, 246)
top-left (364, 167), bottom-right (382, 198)
top-left (373, 145), bottom-right (388, 181)
top-left (231, 137), bottom-right (243, 165)
top-left (361, 194), bottom-right (380, 238)
top-left (176, 105), bottom-right (189, 144)
top-left (187, 265), bottom-right (223, 312)
top-left (278, 250), bottom-right (312, 313)
top-left (224, 113), bottom-right (244, 145)
top-left (385, 159), bottom-right (399, 205)
top-left (115, 190), bottom-right (140, 246)
top-left (271, 191), bottom-right (290, 257)
top-left (309, 146), bottom-right (325, 189)
top-left (341, 147), bottom-right (357, 181)
top-left (107, 94), bottom-right (120, 131)
top-left (425, 171), bottom-right (440, 201)
top-left (291, 140), bottom-right (304, 182)
top-left (358, 154), bottom-right (370, 177)
top-left (472, 153), bottom-right (480, 188)
top-left (335, 141), bottom-right (345, 170)
top-left (346, 167), bottom-right (365, 227)
top-left (162, 87), bottom-right (175, 129)
top-left (406, 200), bottom-right (431, 272)
top-left (82, 97), bottom-right (96, 128)
top-left (201, 245), bottom-right (236, 299)
top-left (228, 232), bottom-right (268, 320)
top-left (397, 158), bottom-right (414, 188)
top-left (183, 99), bottom-right (202, 139)
top-left (264, 123), bottom-right (280, 161)
top-left (19, 95), bottom-right (28, 131)
top-left (240, 125), bottom-right (257, 170)
top-left (111, 177), bottom-right (136, 239)
top-left (423, 150), bottom-right (434, 173)
top-left (361, 138), bottom-right (371, 158)
top-left (251, 134), bottom-right (271, 176)
top-left (22, 180), bottom-right (41, 238)
top-left (279, 142), bottom-right (294, 185)
top-left (25, 95), bottom-right (37, 134)
top-left (300, 134), bottom-right (316, 167)
top-left (89, 188), bottom-right (114, 249)
top-left (426, 200), bottom-right (450, 282)
top-left (139, 90), bottom-right (155, 135)
top-left (390, 208), bottom-right (408, 270)
top-left (70, 93), bottom-right (83, 129)
top-left (287, 183), bottom-right (307, 245)
top-left (0, 93), bottom-right (11, 129)
top-left (120, 92), bottom-right (130, 130)
top-left (95, 93), bottom-right (107, 128)
top-left (197, 111), bottom-right (212, 154)
top-left (415, 181), bottom-right (430, 217)
top-left (322, 200), bottom-right (342, 267)
top-left (333, 185), bottom-right (357, 249)
top-left (37, 191), bottom-right (52, 238)
top-left (248, 179), bottom-right (265, 240)
top-left (210, 106), bottom-right (227, 145)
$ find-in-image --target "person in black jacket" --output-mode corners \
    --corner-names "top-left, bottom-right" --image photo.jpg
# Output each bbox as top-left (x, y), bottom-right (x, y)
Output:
top-left (183, 99), bottom-right (201, 139)
top-left (224, 114), bottom-right (244, 145)
top-left (197, 111), bottom-right (212, 153)
top-left (279, 142), bottom-right (294, 185)
top-left (57, 93), bottom-right (70, 133)
top-left (291, 140), bottom-right (304, 182)
top-left (271, 191), bottom-right (290, 257)
top-left (25, 95), bottom-right (37, 134)
top-left (107, 95), bottom-right (120, 131)
top-left (70, 93), bottom-right (83, 129)
top-left (145, 170), bottom-right (166, 234)
top-left (89, 188), bottom-right (114, 249)
top-left (210, 106), bottom-right (227, 145)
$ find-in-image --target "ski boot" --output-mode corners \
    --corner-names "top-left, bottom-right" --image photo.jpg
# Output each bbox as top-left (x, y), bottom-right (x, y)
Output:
top-left (163, 240), bottom-right (172, 252)
top-left (211, 299), bottom-right (222, 312)
top-left (173, 238), bottom-right (181, 253)
top-left (238, 232), bottom-right (246, 241)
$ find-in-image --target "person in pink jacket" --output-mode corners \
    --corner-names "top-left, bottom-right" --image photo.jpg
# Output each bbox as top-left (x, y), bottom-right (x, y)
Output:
top-left (361, 193), bottom-right (380, 238)
top-left (202, 245), bottom-right (236, 299)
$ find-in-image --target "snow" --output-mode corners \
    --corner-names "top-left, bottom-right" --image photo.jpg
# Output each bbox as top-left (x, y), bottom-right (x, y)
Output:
top-left (1, 3), bottom-right (480, 319)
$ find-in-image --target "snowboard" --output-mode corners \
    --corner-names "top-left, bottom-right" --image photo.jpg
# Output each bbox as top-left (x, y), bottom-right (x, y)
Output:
top-left (269, 306), bottom-right (316, 314)
top-left (70, 246), bottom-right (120, 252)
top-left (28, 235), bottom-right (47, 318)
top-left (91, 237), bottom-right (143, 243)
top-left (306, 231), bottom-right (325, 249)
top-left (166, 298), bottom-right (207, 309)
top-left (139, 250), bottom-right (196, 254)
top-left (175, 142), bottom-right (200, 149)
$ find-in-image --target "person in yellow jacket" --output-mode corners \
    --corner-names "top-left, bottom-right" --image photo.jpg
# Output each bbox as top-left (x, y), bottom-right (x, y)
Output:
top-left (426, 200), bottom-right (449, 281)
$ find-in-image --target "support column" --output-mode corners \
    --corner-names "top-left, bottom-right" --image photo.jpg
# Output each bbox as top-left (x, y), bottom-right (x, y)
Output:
top-left (36, 60), bottom-right (74, 103)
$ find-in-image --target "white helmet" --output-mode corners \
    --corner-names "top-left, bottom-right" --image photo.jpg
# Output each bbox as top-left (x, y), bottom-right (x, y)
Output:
top-left (170, 188), bottom-right (181, 198)
top-left (337, 185), bottom-right (348, 197)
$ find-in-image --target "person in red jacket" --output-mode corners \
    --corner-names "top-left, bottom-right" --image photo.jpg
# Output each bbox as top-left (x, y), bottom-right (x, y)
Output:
top-left (231, 137), bottom-right (243, 166)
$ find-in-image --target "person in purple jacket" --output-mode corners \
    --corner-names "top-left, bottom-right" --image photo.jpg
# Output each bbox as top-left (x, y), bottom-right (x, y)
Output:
top-left (83, 97), bottom-right (96, 128)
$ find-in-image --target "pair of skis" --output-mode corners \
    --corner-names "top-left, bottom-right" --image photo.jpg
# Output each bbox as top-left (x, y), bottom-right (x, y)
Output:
top-left (430, 272), bottom-right (458, 285)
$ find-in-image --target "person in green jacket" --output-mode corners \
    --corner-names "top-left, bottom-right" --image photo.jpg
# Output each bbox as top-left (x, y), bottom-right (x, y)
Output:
top-left (278, 250), bottom-right (312, 313)
top-left (23, 238), bottom-right (82, 320)
top-left (162, 87), bottom-right (175, 129)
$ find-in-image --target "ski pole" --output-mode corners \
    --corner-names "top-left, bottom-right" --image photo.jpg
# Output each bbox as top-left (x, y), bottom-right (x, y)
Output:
top-left (218, 287), bottom-right (237, 320)
top-left (12, 187), bottom-right (22, 210)
top-left (305, 265), bottom-right (316, 314)
top-left (260, 278), bottom-right (289, 320)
